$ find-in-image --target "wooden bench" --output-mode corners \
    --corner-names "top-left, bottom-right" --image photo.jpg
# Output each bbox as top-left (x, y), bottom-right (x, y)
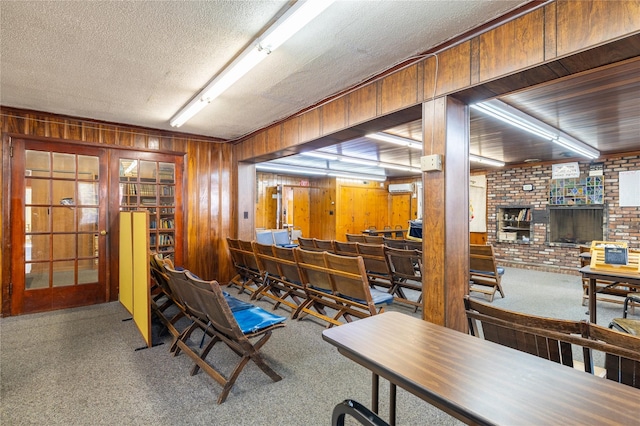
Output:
top-left (469, 244), bottom-right (505, 302)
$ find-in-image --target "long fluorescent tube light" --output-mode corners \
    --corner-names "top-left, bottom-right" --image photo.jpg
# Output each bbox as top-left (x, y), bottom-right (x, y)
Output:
top-left (471, 99), bottom-right (600, 160)
top-left (469, 154), bottom-right (505, 168)
top-left (328, 172), bottom-right (387, 182)
top-left (338, 157), bottom-right (378, 166)
top-left (170, 0), bottom-right (335, 127)
top-left (258, 0), bottom-right (336, 52)
top-left (300, 152), bottom-right (339, 161)
top-left (366, 133), bottom-right (422, 150)
top-left (256, 164), bottom-right (327, 176)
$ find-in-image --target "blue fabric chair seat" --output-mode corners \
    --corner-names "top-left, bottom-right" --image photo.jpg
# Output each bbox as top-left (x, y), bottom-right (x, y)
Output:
top-left (340, 288), bottom-right (394, 306)
top-left (223, 291), bottom-right (254, 312)
top-left (233, 306), bottom-right (286, 334)
top-left (470, 267), bottom-right (505, 276)
top-left (310, 285), bottom-right (333, 294)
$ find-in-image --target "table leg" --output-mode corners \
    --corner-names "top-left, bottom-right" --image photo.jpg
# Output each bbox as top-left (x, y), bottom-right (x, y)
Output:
top-left (589, 277), bottom-right (597, 323)
top-left (390, 383), bottom-right (397, 426)
top-left (372, 373), bottom-right (379, 414)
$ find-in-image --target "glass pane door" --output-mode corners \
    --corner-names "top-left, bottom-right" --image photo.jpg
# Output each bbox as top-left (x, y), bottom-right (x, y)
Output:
top-left (11, 140), bottom-right (107, 315)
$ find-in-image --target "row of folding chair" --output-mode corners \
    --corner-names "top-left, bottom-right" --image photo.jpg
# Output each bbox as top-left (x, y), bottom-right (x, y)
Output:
top-left (228, 238), bottom-right (395, 327)
top-left (230, 236), bottom-right (424, 314)
top-left (151, 255), bottom-right (286, 404)
top-left (284, 238), bottom-right (424, 310)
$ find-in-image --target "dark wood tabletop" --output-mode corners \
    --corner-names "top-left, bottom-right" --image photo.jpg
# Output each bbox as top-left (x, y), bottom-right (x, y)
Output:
top-left (579, 265), bottom-right (640, 323)
top-left (322, 311), bottom-right (640, 426)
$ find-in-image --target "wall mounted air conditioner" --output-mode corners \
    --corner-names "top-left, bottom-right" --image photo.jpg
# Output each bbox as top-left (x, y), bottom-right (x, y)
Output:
top-left (388, 183), bottom-right (414, 193)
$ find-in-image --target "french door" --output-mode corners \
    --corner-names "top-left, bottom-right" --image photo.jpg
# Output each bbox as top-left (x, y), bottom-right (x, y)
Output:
top-left (9, 139), bottom-right (108, 315)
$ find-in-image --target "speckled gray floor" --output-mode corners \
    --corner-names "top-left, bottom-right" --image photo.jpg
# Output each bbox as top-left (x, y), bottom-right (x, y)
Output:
top-left (1, 268), bottom-right (635, 425)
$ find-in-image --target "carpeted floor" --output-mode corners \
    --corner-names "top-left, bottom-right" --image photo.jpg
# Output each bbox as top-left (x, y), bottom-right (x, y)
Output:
top-left (0, 267), bottom-right (635, 425)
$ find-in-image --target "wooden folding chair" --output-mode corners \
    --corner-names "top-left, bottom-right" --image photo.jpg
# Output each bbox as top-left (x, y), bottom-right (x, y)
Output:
top-left (334, 240), bottom-right (359, 257)
top-left (292, 247), bottom-right (337, 326)
top-left (363, 235), bottom-right (384, 244)
top-left (314, 239), bottom-right (335, 252)
top-left (383, 237), bottom-right (406, 249)
top-left (356, 242), bottom-right (391, 289)
top-left (469, 244), bottom-right (505, 302)
top-left (149, 253), bottom-right (186, 341)
top-left (293, 248), bottom-right (392, 327)
top-left (345, 233), bottom-right (366, 242)
top-left (226, 238), bottom-right (263, 295)
top-left (297, 236), bottom-right (318, 250)
top-left (384, 246), bottom-right (423, 311)
top-left (252, 241), bottom-right (303, 312)
top-left (324, 251), bottom-right (393, 323)
top-left (588, 323), bottom-right (640, 388)
top-left (464, 296), bottom-right (594, 373)
top-left (226, 237), bottom-right (255, 294)
top-left (174, 271), bottom-right (286, 404)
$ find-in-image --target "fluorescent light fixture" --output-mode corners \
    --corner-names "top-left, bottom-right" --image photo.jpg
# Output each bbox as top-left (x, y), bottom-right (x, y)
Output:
top-left (170, 0), bottom-right (335, 127)
top-left (300, 152), bottom-right (339, 161)
top-left (338, 157), bottom-right (378, 166)
top-left (469, 154), bottom-right (505, 168)
top-left (258, 0), bottom-right (336, 53)
top-left (366, 132), bottom-right (422, 150)
top-left (471, 99), bottom-right (600, 160)
top-left (256, 163), bottom-right (327, 176)
top-left (328, 172), bottom-right (387, 182)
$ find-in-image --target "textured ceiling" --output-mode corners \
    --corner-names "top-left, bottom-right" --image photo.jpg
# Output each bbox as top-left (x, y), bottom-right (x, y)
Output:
top-left (0, 0), bottom-right (529, 140)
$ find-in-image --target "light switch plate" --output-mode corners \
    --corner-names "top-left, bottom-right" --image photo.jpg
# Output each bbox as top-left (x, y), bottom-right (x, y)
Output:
top-left (421, 154), bottom-right (442, 171)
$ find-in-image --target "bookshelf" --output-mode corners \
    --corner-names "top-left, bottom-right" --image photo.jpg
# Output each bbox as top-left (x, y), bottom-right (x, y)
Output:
top-left (497, 206), bottom-right (532, 243)
top-left (119, 159), bottom-right (178, 260)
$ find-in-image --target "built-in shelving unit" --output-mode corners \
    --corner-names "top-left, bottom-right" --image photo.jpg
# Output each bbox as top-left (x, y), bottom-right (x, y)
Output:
top-left (119, 159), bottom-right (177, 260)
top-left (497, 206), bottom-right (532, 243)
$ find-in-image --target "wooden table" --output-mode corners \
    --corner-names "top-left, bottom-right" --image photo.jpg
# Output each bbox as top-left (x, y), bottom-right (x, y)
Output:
top-left (361, 229), bottom-right (407, 238)
top-left (322, 311), bottom-right (640, 425)
top-left (579, 265), bottom-right (640, 323)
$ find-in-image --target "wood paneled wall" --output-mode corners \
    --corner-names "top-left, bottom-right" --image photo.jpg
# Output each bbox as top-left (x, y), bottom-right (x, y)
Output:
top-left (0, 108), bottom-right (234, 303)
top-left (255, 173), bottom-right (420, 242)
top-left (234, 1), bottom-right (640, 158)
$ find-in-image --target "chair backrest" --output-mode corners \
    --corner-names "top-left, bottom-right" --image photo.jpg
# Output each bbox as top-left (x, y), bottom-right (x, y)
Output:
top-left (384, 247), bottom-right (422, 282)
top-left (405, 239), bottom-right (422, 251)
top-left (383, 238), bottom-right (407, 249)
top-left (324, 251), bottom-right (374, 309)
top-left (345, 233), bottom-right (366, 242)
top-left (464, 296), bottom-right (589, 369)
top-left (294, 247), bottom-right (334, 292)
top-left (470, 244), bottom-right (499, 274)
top-left (356, 243), bottom-right (390, 281)
top-left (364, 235), bottom-right (384, 244)
top-left (272, 229), bottom-right (291, 246)
top-left (256, 230), bottom-right (275, 245)
top-left (227, 237), bottom-right (245, 267)
top-left (290, 228), bottom-right (303, 243)
top-left (184, 271), bottom-right (244, 339)
top-left (297, 236), bottom-right (317, 250)
top-left (314, 239), bottom-right (335, 252)
top-left (334, 240), bottom-right (359, 256)
top-left (587, 323), bottom-right (640, 388)
top-left (164, 265), bottom-right (204, 322)
top-left (239, 239), bottom-right (261, 271)
top-left (273, 245), bottom-right (303, 284)
top-left (252, 241), bottom-right (281, 277)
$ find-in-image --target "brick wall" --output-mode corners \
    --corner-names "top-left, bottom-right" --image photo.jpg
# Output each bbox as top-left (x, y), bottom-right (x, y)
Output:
top-left (484, 154), bottom-right (640, 275)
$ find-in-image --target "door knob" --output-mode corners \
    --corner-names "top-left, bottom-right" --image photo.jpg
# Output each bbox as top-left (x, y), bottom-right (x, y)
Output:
top-left (100, 230), bottom-right (107, 236)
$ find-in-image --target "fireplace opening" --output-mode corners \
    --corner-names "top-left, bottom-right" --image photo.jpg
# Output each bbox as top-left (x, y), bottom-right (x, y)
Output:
top-left (548, 206), bottom-right (605, 245)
